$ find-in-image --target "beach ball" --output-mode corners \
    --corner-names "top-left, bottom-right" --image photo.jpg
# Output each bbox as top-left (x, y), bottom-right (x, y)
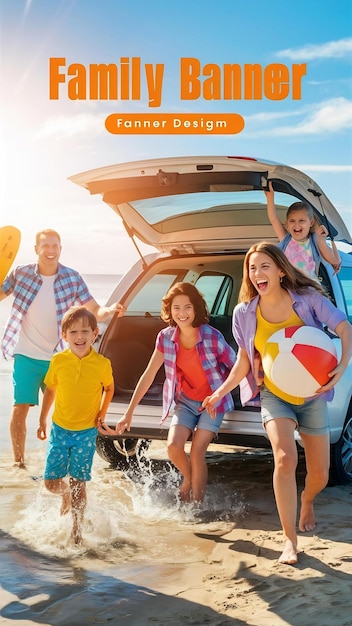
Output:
top-left (263, 326), bottom-right (338, 398)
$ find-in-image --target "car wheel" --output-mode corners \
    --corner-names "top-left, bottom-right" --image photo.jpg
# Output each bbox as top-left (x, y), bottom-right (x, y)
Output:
top-left (96, 435), bottom-right (151, 470)
top-left (329, 410), bottom-right (352, 485)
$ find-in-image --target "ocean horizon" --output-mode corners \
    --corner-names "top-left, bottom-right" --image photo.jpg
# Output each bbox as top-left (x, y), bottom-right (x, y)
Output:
top-left (0, 273), bottom-right (122, 334)
top-left (82, 273), bottom-right (122, 303)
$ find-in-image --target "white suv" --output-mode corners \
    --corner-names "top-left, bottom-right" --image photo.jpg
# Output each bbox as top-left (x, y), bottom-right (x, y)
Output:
top-left (70, 156), bottom-right (352, 484)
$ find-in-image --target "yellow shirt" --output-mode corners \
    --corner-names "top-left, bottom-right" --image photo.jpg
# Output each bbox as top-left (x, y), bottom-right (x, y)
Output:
top-left (255, 306), bottom-right (305, 405)
top-left (44, 347), bottom-right (113, 430)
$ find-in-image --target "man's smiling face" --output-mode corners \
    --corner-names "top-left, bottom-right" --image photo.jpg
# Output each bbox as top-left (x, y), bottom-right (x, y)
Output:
top-left (35, 233), bottom-right (62, 274)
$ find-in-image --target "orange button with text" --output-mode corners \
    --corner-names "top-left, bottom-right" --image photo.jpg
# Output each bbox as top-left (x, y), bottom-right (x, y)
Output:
top-left (105, 113), bottom-right (244, 134)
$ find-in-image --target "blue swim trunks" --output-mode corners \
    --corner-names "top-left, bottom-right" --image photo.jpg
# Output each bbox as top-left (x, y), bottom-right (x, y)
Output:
top-left (13, 354), bottom-right (50, 405)
top-left (44, 423), bottom-right (97, 482)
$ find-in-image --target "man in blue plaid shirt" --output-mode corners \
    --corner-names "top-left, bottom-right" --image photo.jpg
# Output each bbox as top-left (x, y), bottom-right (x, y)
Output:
top-left (0, 229), bottom-right (124, 468)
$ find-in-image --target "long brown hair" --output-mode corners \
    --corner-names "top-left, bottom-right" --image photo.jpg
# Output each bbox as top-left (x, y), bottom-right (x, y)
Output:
top-left (161, 282), bottom-right (209, 327)
top-left (239, 241), bottom-right (326, 303)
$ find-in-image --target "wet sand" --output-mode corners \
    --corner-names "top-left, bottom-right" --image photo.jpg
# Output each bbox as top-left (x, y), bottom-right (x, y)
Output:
top-left (1, 434), bottom-right (351, 625)
top-left (1, 296), bottom-right (351, 625)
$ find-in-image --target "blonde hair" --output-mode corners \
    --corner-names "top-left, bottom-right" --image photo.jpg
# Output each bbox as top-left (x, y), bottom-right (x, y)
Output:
top-left (35, 229), bottom-right (61, 245)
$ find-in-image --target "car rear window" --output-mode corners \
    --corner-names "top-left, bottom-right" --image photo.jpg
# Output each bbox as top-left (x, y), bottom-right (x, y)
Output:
top-left (131, 190), bottom-right (293, 226)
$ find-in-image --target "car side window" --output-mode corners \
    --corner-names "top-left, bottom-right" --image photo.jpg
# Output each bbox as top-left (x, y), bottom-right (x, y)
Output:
top-left (128, 271), bottom-right (185, 315)
top-left (338, 267), bottom-right (352, 323)
top-left (194, 273), bottom-right (232, 315)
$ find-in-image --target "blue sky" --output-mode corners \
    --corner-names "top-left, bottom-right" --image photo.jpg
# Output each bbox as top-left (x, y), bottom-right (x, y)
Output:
top-left (1, 0), bottom-right (351, 274)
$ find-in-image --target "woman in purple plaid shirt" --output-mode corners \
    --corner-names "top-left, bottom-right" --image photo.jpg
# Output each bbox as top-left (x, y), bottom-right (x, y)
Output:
top-left (100, 282), bottom-right (236, 504)
top-left (202, 242), bottom-right (351, 565)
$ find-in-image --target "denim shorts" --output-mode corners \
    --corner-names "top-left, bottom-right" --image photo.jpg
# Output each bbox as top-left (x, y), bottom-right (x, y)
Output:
top-left (260, 385), bottom-right (329, 436)
top-left (13, 354), bottom-right (50, 405)
top-left (170, 392), bottom-right (224, 434)
top-left (44, 423), bottom-right (97, 482)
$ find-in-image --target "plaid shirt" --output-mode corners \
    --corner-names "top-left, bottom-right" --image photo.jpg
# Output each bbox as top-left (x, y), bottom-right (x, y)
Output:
top-left (1, 263), bottom-right (92, 359)
top-left (233, 288), bottom-right (347, 405)
top-left (156, 324), bottom-right (236, 423)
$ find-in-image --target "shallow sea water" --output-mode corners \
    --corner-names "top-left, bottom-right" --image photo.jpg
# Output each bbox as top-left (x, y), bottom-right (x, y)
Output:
top-left (1, 428), bottom-right (273, 625)
top-left (0, 276), bottom-right (272, 624)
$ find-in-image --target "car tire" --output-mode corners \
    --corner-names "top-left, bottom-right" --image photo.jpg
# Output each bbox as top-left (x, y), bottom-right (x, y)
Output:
top-left (329, 408), bottom-right (352, 485)
top-left (96, 435), bottom-right (151, 470)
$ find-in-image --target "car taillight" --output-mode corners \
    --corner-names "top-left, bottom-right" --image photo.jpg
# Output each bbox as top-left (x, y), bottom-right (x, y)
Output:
top-left (227, 156), bottom-right (258, 161)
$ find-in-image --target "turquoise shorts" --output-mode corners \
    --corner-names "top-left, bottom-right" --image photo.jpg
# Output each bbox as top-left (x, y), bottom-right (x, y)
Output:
top-left (171, 392), bottom-right (224, 434)
top-left (260, 385), bottom-right (329, 436)
top-left (13, 354), bottom-right (50, 405)
top-left (44, 423), bottom-right (97, 482)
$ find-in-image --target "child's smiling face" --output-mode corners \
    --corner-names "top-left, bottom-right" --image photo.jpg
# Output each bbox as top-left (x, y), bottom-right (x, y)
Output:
top-left (170, 294), bottom-right (196, 328)
top-left (285, 209), bottom-right (314, 242)
top-left (62, 318), bottom-right (98, 358)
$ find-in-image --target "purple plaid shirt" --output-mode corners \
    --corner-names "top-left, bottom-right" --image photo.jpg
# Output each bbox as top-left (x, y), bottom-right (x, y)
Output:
top-left (1, 263), bottom-right (93, 359)
top-left (233, 288), bottom-right (347, 405)
top-left (156, 323), bottom-right (236, 423)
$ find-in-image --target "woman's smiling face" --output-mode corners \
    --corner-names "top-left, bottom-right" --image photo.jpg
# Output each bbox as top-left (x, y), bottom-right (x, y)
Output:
top-left (248, 251), bottom-right (284, 295)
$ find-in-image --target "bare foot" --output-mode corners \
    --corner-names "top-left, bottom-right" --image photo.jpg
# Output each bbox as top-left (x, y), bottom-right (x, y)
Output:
top-left (179, 478), bottom-right (191, 503)
top-left (278, 539), bottom-right (298, 565)
top-left (299, 491), bottom-right (316, 532)
top-left (60, 491), bottom-right (71, 516)
top-left (13, 461), bottom-right (26, 469)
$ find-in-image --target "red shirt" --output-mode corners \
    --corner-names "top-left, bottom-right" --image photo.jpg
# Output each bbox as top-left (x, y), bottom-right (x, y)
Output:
top-left (176, 344), bottom-right (212, 401)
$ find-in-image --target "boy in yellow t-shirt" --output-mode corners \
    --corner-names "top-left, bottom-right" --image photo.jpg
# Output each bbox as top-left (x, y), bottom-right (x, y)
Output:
top-left (37, 306), bottom-right (114, 544)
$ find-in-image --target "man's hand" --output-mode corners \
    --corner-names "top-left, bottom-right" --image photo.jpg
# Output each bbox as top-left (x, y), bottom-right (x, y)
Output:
top-left (110, 302), bottom-right (126, 318)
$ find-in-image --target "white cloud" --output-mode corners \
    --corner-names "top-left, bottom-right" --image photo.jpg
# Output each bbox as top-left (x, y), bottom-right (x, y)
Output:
top-left (245, 97), bottom-right (352, 136)
top-left (245, 109), bottom-right (303, 123)
top-left (277, 37), bottom-right (352, 60)
top-left (35, 113), bottom-right (105, 139)
top-left (275, 98), bottom-right (352, 135)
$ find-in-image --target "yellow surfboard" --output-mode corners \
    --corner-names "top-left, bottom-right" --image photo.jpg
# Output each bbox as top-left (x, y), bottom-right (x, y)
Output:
top-left (0, 226), bottom-right (21, 285)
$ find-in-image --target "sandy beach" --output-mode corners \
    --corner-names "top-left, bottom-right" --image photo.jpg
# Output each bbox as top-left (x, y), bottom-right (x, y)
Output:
top-left (1, 433), bottom-right (351, 626)
top-left (1, 280), bottom-right (351, 626)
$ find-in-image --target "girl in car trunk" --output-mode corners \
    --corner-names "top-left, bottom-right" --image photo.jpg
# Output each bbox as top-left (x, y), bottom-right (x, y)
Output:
top-left (202, 242), bottom-right (352, 565)
top-left (99, 282), bottom-right (236, 504)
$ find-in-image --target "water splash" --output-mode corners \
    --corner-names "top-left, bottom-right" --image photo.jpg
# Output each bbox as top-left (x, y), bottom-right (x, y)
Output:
top-left (4, 446), bottom-right (243, 563)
